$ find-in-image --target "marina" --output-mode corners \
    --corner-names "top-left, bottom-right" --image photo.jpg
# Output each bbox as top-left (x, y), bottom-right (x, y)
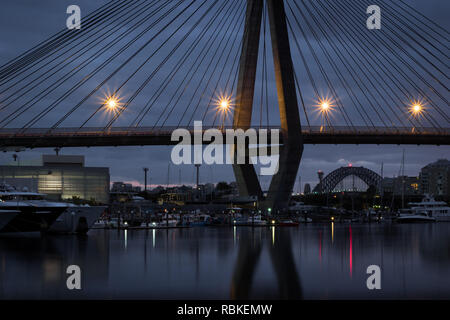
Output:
top-left (0, 0), bottom-right (448, 305)
top-left (0, 223), bottom-right (448, 300)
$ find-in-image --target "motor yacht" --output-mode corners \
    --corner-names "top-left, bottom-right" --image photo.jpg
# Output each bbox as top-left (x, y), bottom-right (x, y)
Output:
top-left (408, 195), bottom-right (450, 222)
top-left (0, 183), bottom-right (105, 234)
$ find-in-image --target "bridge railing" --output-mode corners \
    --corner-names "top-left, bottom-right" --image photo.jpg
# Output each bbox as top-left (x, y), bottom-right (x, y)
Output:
top-left (0, 126), bottom-right (448, 137)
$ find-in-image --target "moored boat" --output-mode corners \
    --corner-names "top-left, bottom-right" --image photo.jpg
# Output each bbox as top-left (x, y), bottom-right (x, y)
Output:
top-left (396, 214), bottom-right (436, 223)
top-left (408, 195), bottom-right (450, 222)
top-left (0, 183), bottom-right (105, 234)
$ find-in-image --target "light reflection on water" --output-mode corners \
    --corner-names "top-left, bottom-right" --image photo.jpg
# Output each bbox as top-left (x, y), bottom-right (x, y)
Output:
top-left (0, 223), bottom-right (449, 300)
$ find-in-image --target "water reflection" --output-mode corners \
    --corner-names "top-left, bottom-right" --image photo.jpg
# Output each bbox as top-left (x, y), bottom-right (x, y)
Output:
top-left (0, 224), bottom-right (448, 299)
top-left (0, 233), bottom-right (110, 299)
top-left (231, 227), bottom-right (302, 299)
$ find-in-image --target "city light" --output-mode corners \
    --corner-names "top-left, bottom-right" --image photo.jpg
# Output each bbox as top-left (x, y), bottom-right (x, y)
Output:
top-left (106, 97), bottom-right (118, 110)
top-left (213, 93), bottom-right (234, 129)
top-left (411, 103), bottom-right (423, 115)
top-left (220, 99), bottom-right (230, 110)
top-left (99, 89), bottom-right (123, 115)
top-left (408, 99), bottom-right (426, 117)
top-left (213, 94), bottom-right (234, 115)
top-left (314, 96), bottom-right (335, 116)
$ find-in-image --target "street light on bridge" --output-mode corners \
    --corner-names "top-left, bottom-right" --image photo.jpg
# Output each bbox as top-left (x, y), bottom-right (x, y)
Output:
top-left (408, 99), bottom-right (427, 120)
top-left (315, 96), bottom-right (335, 130)
top-left (410, 102), bottom-right (424, 116)
top-left (220, 99), bottom-right (230, 111)
top-left (315, 97), bottom-right (334, 115)
top-left (213, 93), bottom-right (234, 130)
top-left (107, 97), bottom-right (118, 110)
top-left (100, 90), bottom-right (123, 114)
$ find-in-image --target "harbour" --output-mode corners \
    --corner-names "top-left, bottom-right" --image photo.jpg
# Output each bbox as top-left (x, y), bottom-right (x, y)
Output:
top-left (0, 223), bottom-right (448, 300)
top-left (0, 0), bottom-right (448, 306)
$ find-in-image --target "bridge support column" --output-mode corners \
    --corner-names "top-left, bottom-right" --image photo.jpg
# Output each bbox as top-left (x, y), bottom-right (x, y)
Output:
top-left (233, 0), bottom-right (303, 213)
top-left (232, 0), bottom-right (264, 199)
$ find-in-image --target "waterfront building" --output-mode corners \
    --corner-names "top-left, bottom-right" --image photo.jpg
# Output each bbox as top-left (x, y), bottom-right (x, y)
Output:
top-left (420, 159), bottom-right (450, 197)
top-left (0, 155), bottom-right (109, 203)
top-left (382, 176), bottom-right (421, 196)
top-left (111, 182), bottom-right (141, 193)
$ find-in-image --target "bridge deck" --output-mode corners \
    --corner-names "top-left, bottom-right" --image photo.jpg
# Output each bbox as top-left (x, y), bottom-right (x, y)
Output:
top-left (0, 126), bottom-right (448, 149)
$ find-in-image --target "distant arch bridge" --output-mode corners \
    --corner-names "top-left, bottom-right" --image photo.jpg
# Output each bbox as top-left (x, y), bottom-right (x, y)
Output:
top-left (313, 166), bottom-right (382, 194)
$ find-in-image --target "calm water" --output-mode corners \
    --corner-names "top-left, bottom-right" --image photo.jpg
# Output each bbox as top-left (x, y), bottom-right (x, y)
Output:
top-left (0, 223), bottom-right (449, 300)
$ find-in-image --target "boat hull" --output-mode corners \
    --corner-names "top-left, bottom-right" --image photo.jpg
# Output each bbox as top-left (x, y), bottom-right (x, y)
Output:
top-left (0, 206), bottom-right (66, 233)
top-left (0, 210), bottom-right (20, 230)
top-left (396, 216), bottom-right (436, 223)
top-left (48, 206), bottom-right (106, 234)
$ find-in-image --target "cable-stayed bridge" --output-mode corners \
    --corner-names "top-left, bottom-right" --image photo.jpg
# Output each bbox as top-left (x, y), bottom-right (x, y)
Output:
top-left (0, 0), bottom-right (448, 210)
top-left (0, 126), bottom-right (447, 149)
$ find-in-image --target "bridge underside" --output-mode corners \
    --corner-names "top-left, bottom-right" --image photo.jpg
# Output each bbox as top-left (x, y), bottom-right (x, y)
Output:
top-left (0, 128), bottom-right (448, 150)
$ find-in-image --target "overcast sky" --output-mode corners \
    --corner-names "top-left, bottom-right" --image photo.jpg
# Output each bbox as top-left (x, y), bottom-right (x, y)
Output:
top-left (0, 0), bottom-right (448, 191)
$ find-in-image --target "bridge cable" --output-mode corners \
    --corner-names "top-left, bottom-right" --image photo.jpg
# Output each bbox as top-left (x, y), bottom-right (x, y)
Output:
top-left (133, 0), bottom-right (242, 129)
top-left (0, 0), bottom-right (134, 84)
top-left (180, 5), bottom-right (245, 128)
top-left (336, 0), bottom-right (449, 126)
top-left (101, 0), bottom-right (218, 130)
top-left (3, 0), bottom-right (171, 129)
top-left (325, 0), bottom-right (447, 128)
top-left (301, 0), bottom-right (392, 128)
top-left (0, 0), bottom-right (120, 77)
top-left (315, 0), bottom-right (427, 131)
top-left (162, 0), bottom-right (244, 129)
top-left (0, 0), bottom-right (151, 111)
top-left (289, 1), bottom-right (375, 128)
top-left (308, 0), bottom-right (410, 129)
top-left (286, 6), bottom-right (353, 129)
top-left (44, 0), bottom-right (187, 131)
top-left (396, 0), bottom-right (450, 39)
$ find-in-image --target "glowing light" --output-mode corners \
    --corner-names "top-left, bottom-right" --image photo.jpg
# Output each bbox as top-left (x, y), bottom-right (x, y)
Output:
top-left (100, 91), bottom-right (123, 114)
top-left (349, 226), bottom-right (353, 277)
top-left (331, 222), bottom-right (334, 244)
top-left (107, 98), bottom-right (118, 109)
top-left (314, 96), bottom-right (335, 116)
top-left (408, 99), bottom-right (426, 117)
top-left (272, 226), bottom-right (275, 246)
top-left (213, 93), bottom-right (234, 115)
top-left (213, 93), bottom-right (234, 129)
top-left (220, 99), bottom-right (230, 110)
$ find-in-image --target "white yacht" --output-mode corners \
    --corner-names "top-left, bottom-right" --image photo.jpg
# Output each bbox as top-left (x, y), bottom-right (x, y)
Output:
top-left (408, 195), bottom-right (450, 222)
top-left (396, 210), bottom-right (436, 223)
top-left (288, 201), bottom-right (317, 213)
top-left (0, 183), bottom-right (105, 234)
top-left (234, 215), bottom-right (267, 226)
top-left (49, 204), bottom-right (106, 233)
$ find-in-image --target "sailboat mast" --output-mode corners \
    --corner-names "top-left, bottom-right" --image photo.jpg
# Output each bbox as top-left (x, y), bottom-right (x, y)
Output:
top-left (401, 149), bottom-right (405, 209)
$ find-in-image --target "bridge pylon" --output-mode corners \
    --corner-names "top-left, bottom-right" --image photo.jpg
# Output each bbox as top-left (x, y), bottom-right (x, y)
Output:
top-left (233, 0), bottom-right (303, 213)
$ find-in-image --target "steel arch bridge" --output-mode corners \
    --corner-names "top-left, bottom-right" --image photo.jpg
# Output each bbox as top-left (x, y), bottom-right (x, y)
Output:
top-left (313, 166), bottom-right (382, 194)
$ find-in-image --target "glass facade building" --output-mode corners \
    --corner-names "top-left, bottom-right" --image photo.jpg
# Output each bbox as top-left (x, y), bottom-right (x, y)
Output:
top-left (0, 155), bottom-right (110, 203)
